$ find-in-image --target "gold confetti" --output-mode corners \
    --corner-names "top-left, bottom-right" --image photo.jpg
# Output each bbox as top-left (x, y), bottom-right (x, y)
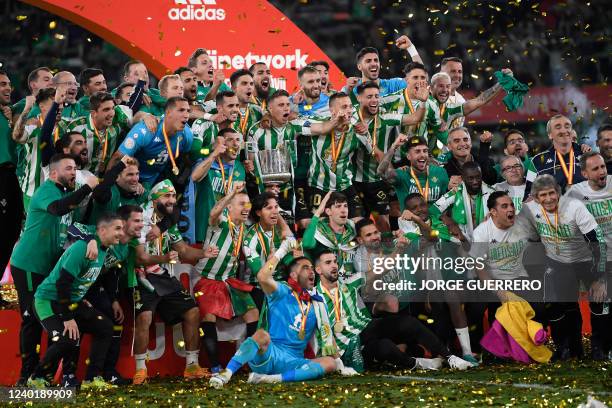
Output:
top-left (16, 15), bottom-right (27, 21)
top-left (49, 21), bottom-right (56, 29)
top-left (175, 49), bottom-right (182, 57)
top-left (177, 340), bottom-right (185, 348)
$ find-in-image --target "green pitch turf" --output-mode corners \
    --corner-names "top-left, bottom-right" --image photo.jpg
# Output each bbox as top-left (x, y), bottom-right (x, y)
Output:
top-left (28, 360), bottom-right (611, 407)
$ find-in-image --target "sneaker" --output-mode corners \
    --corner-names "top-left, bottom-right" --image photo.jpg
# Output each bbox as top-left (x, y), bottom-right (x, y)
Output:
top-left (247, 372), bottom-right (281, 384)
top-left (209, 369), bottom-right (232, 389)
top-left (415, 357), bottom-right (444, 370)
top-left (462, 354), bottom-right (480, 367)
top-left (132, 368), bottom-right (148, 385)
top-left (81, 376), bottom-right (117, 390)
top-left (211, 365), bottom-right (222, 374)
top-left (27, 377), bottom-right (50, 389)
top-left (183, 364), bottom-right (210, 380)
top-left (447, 355), bottom-right (476, 370)
top-left (61, 374), bottom-right (81, 388)
top-left (104, 371), bottom-right (131, 386)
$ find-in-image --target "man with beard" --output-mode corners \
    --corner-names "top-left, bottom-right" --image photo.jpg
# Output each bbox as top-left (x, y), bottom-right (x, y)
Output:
top-left (209, 253), bottom-right (341, 388)
top-left (353, 82), bottom-right (428, 231)
top-left (443, 127), bottom-right (498, 186)
top-left (493, 129), bottom-right (531, 182)
top-left (306, 92), bottom-right (371, 219)
top-left (191, 127), bottom-right (246, 242)
top-left (303, 192), bottom-right (358, 278)
top-left (132, 180), bottom-right (218, 384)
top-left (427, 70), bottom-right (512, 155)
top-left (317, 250), bottom-right (473, 372)
top-left (310, 60), bottom-right (334, 95)
top-left (596, 124), bottom-right (612, 174)
top-left (525, 114), bottom-right (586, 198)
top-left (521, 175), bottom-right (606, 360)
top-left (251, 89), bottom-right (341, 226)
top-left (11, 87), bottom-right (56, 209)
top-left (10, 153), bottom-right (98, 385)
top-left (63, 91), bottom-right (132, 177)
top-left (193, 182), bottom-right (260, 374)
top-left (291, 65), bottom-right (330, 118)
top-left (494, 156), bottom-right (527, 212)
top-left (229, 69), bottom-right (264, 137)
top-left (249, 62), bottom-right (275, 109)
top-left (188, 48), bottom-right (231, 102)
top-left (78, 68), bottom-right (108, 111)
top-left (345, 37), bottom-right (420, 100)
top-left (12, 67), bottom-right (53, 116)
top-left (89, 156), bottom-right (147, 223)
top-left (378, 135), bottom-right (449, 212)
top-left (470, 192), bottom-right (545, 323)
top-left (433, 161), bottom-right (496, 242)
top-left (110, 96), bottom-right (193, 186)
top-left (243, 193), bottom-right (295, 310)
top-left (26, 213), bottom-right (124, 389)
top-left (440, 58), bottom-right (466, 128)
top-left (381, 62), bottom-right (433, 143)
top-left (565, 152), bottom-right (611, 360)
top-left (174, 66), bottom-right (208, 121)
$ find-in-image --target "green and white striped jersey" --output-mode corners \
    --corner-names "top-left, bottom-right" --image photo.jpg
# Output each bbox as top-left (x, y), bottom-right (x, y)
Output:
top-left (247, 120), bottom-right (306, 191)
top-left (190, 119), bottom-right (219, 160)
top-left (233, 104), bottom-right (264, 137)
top-left (351, 110), bottom-right (401, 183)
top-left (316, 275), bottom-right (371, 356)
top-left (64, 107), bottom-right (131, 176)
top-left (380, 89), bottom-right (431, 138)
top-left (307, 119), bottom-right (372, 191)
top-left (429, 96), bottom-right (464, 146)
top-left (243, 223), bottom-right (292, 284)
top-left (18, 116), bottom-right (44, 199)
top-left (197, 214), bottom-right (245, 281)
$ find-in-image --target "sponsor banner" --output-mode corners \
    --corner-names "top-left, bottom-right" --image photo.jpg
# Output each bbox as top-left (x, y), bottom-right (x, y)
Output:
top-left (463, 84), bottom-right (610, 125)
top-left (23, 0), bottom-right (346, 91)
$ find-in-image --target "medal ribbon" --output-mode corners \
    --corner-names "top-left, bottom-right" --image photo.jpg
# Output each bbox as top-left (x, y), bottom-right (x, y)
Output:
top-left (555, 148), bottom-right (574, 186)
top-left (410, 166), bottom-right (429, 203)
top-left (162, 121), bottom-right (180, 173)
top-left (540, 206), bottom-right (560, 248)
top-left (291, 291), bottom-right (312, 338)
top-left (239, 107), bottom-right (250, 135)
top-left (228, 216), bottom-right (245, 258)
top-left (256, 224), bottom-right (275, 259)
top-left (321, 285), bottom-right (342, 323)
top-left (358, 108), bottom-right (378, 155)
top-left (330, 129), bottom-right (346, 171)
top-left (217, 158), bottom-right (234, 194)
top-left (90, 115), bottom-right (109, 164)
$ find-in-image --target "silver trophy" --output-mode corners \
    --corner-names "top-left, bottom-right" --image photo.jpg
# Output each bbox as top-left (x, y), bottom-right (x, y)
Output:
top-left (247, 140), bottom-right (295, 186)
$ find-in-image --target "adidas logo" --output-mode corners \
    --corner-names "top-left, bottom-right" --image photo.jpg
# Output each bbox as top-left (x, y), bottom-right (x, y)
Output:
top-left (168, 0), bottom-right (226, 21)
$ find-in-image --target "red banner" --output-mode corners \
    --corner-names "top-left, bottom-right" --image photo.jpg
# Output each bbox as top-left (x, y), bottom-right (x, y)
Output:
top-left (22, 0), bottom-right (346, 92)
top-left (463, 84), bottom-right (610, 125)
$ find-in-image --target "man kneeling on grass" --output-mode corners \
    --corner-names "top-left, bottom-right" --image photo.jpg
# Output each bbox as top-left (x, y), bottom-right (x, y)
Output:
top-left (210, 239), bottom-right (357, 387)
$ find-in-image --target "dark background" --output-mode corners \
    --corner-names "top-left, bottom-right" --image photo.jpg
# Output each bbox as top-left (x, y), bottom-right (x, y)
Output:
top-left (1, 0), bottom-right (610, 153)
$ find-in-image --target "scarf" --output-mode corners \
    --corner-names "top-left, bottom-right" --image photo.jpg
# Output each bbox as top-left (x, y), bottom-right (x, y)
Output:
top-left (451, 182), bottom-right (495, 237)
top-left (493, 71), bottom-right (529, 111)
top-left (314, 218), bottom-right (358, 267)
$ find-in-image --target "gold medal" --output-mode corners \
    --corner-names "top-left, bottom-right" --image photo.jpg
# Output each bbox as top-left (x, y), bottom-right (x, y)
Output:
top-left (334, 321), bottom-right (344, 333)
top-left (298, 331), bottom-right (305, 340)
top-left (172, 166), bottom-right (179, 176)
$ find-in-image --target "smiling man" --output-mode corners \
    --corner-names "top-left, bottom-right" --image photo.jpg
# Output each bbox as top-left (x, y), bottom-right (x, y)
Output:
top-left (110, 96), bottom-right (193, 186)
top-left (521, 174), bottom-right (606, 360)
top-left (525, 114), bottom-right (586, 198)
top-left (10, 153), bottom-right (98, 385)
top-left (494, 155), bottom-right (527, 212)
top-left (352, 82), bottom-right (427, 231)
